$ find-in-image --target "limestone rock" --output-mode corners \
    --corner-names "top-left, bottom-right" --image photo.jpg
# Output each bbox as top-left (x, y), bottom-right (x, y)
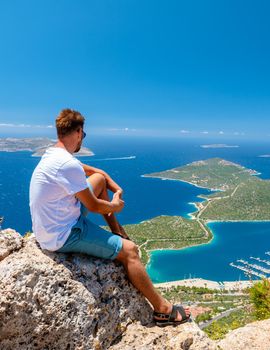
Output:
top-left (218, 318), bottom-right (270, 350)
top-left (0, 231), bottom-right (152, 349)
top-left (110, 320), bottom-right (217, 350)
top-left (0, 228), bottom-right (23, 261)
top-left (2, 229), bottom-right (270, 350)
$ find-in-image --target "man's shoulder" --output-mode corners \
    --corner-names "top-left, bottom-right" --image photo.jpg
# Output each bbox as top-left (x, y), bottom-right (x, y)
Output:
top-left (46, 147), bottom-right (79, 165)
top-left (36, 148), bottom-right (82, 177)
top-left (58, 154), bottom-right (84, 175)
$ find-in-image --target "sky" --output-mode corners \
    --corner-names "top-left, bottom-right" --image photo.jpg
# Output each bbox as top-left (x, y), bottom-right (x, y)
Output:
top-left (0, 0), bottom-right (270, 139)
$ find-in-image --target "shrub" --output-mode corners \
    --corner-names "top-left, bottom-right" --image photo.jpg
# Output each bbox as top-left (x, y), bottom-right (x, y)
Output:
top-left (249, 279), bottom-right (270, 320)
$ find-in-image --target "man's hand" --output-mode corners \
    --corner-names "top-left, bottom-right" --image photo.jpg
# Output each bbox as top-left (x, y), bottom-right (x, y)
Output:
top-left (111, 190), bottom-right (124, 212)
top-left (114, 187), bottom-right (123, 199)
top-left (76, 187), bottom-right (124, 215)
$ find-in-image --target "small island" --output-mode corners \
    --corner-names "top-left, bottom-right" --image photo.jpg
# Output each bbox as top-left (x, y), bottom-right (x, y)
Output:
top-left (0, 138), bottom-right (94, 157)
top-left (125, 158), bottom-right (270, 264)
top-left (200, 144), bottom-right (239, 148)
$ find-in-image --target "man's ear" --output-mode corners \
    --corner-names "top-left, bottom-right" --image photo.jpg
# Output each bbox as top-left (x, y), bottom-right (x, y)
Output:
top-left (75, 129), bottom-right (81, 140)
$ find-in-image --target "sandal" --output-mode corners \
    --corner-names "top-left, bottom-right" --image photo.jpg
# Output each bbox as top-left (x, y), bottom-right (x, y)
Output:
top-left (153, 305), bottom-right (191, 327)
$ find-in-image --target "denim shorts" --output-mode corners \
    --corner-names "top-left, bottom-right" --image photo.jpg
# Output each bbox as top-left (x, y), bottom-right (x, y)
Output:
top-left (56, 181), bottom-right (123, 260)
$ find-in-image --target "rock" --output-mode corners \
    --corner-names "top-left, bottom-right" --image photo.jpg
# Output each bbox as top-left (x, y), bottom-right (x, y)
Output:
top-left (0, 229), bottom-right (23, 261)
top-left (0, 229), bottom-right (222, 349)
top-left (0, 230), bottom-right (216, 350)
top-left (0, 230), bottom-right (218, 350)
top-left (0, 230), bottom-right (152, 349)
top-left (218, 318), bottom-right (270, 350)
top-left (110, 320), bottom-right (217, 350)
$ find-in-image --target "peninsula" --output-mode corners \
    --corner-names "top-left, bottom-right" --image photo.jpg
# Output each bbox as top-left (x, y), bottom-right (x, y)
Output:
top-left (0, 137), bottom-right (93, 157)
top-left (143, 158), bottom-right (270, 221)
top-left (124, 215), bottom-right (212, 264)
top-left (125, 158), bottom-right (270, 264)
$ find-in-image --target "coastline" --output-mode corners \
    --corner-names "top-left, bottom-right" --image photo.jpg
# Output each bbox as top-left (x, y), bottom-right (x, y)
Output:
top-left (187, 201), bottom-right (205, 219)
top-left (145, 217), bottom-right (270, 264)
top-left (146, 216), bottom-right (270, 283)
top-left (0, 138), bottom-right (94, 157)
top-left (146, 233), bottom-right (214, 255)
top-left (143, 169), bottom-right (270, 283)
top-left (154, 278), bottom-right (256, 291)
top-left (144, 186), bottom-right (215, 270)
top-left (142, 174), bottom-right (221, 192)
top-left (145, 216), bottom-right (215, 272)
top-left (206, 219), bottom-right (270, 224)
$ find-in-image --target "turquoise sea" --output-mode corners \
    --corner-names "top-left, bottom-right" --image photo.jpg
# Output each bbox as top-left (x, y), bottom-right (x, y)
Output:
top-left (147, 222), bottom-right (270, 282)
top-left (0, 136), bottom-right (270, 282)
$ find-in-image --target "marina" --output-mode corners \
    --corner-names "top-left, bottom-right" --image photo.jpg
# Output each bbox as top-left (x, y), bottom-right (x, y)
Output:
top-left (251, 257), bottom-right (270, 266)
top-left (230, 251), bottom-right (270, 280)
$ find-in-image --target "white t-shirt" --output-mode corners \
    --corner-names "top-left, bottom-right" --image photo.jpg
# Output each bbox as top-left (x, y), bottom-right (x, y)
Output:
top-left (29, 147), bottom-right (88, 251)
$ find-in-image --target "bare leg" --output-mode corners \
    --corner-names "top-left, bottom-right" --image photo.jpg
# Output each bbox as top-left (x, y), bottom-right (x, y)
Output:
top-left (87, 174), bottom-right (125, 236)
top-left (86, 174), bottom-right (189, 319)
top-left (116, 239), bottom-right (191, 320)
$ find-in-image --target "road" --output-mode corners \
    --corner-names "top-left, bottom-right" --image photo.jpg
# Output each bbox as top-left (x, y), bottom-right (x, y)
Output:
top-left (199, 305), bottom-right (244, 329)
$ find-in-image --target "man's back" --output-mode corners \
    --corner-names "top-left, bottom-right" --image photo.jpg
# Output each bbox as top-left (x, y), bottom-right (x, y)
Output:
top-left (29, 147), bottom-right (87, 251)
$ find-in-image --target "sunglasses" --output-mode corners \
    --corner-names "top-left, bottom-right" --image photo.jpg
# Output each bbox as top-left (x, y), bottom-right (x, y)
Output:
top-left (77, 128), bottom-right (86, 139)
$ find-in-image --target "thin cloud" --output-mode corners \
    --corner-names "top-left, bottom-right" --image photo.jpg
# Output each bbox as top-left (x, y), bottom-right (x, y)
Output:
top-left (18, 124), bottom-right (31, 127)
top-left (0, 123), bottom-right (15, 127)
top-left (0, 123), bottom-right (53, 128)
top-left (200, 131), bottom-right (209, 134)
top-left (107, 127), bottom-right (137, 132)
top-left (219, 131), bottom-right (224, 135)
top-left (180, 129), bottom-right (190, 134)
top-left (233, 131), bottom-right (246, 136)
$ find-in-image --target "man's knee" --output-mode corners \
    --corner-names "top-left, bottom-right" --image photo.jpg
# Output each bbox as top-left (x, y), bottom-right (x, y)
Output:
top-left (87, 173), bottom-right (106, 196)
top-left (88, 173), bottom-right (106, 185)
top-left (116, 240), bottom-right (139, 263)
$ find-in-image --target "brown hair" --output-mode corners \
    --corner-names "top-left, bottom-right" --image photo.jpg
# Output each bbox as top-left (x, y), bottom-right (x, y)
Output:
top-left (56, 109), bottom-right (85, 137)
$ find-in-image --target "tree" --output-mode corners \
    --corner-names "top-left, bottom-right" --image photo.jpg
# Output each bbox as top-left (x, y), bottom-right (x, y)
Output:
top-left (249, 279), bottom-right (270, 320)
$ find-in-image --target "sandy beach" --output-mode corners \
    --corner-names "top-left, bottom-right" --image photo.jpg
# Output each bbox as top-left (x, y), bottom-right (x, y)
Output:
top-left (154, 278), bottom-right (255, 291)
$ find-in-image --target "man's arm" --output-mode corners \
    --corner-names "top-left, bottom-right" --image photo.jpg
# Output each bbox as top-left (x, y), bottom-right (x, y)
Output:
top-left (81, 163), bottom-right (123, 195)
top-left (75, 187), bottom-right (124, 214)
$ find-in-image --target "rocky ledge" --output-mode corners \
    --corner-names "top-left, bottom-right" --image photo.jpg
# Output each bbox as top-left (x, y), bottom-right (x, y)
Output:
top-left (0, 229), bottom-right (269, 350)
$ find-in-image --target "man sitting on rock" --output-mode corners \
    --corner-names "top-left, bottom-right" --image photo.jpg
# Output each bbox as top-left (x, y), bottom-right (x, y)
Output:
top-left (29, 108), bottom-right (190, 326)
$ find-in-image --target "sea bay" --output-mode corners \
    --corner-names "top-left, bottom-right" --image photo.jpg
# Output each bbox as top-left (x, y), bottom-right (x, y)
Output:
top-left (147, 221), bottom-right (270, 282)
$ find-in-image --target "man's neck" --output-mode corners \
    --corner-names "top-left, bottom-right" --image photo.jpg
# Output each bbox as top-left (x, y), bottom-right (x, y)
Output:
top-left (55, 140), bottom-right (74, 154)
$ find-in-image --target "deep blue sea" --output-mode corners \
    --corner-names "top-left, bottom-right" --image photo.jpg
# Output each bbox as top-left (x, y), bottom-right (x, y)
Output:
top-left (1, 136), bottom-right (270, 282)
